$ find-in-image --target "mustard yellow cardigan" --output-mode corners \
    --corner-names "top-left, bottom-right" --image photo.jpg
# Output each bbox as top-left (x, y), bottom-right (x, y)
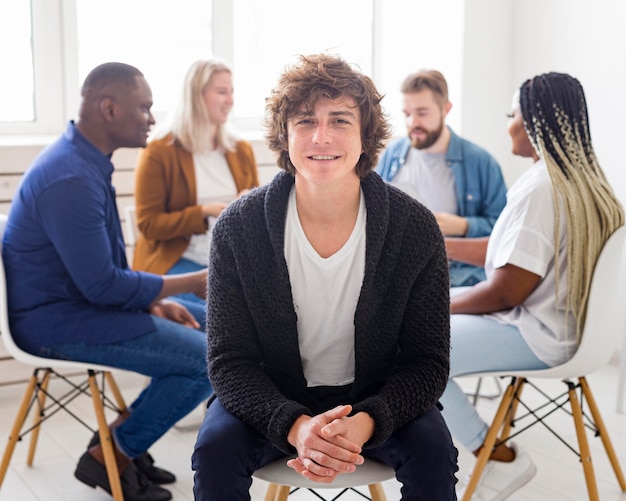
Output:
top-left (132, 134), bottom-right (259, 274)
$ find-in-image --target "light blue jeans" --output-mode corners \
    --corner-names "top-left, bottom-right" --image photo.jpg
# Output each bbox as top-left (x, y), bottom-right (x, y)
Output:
top-left (439, 312), bottom-right (548, 452)
top-left (167, 257), bottom-right (206, 306)
top-left (43, 315), bottom-right (212, 458)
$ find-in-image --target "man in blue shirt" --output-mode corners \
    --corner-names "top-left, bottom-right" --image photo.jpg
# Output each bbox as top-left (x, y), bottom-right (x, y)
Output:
top-left (2, 63), bottom-right (212, 501)
top-left (376, 69), bottom-right (507, 287)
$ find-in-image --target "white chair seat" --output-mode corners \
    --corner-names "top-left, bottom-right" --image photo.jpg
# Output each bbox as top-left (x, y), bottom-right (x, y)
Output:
top-left (253, 456), bottom-right (395, 490)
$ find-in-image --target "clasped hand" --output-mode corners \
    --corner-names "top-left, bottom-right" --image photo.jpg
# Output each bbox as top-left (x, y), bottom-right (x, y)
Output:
top-left (286, 404), bottom-right (374, 483)
top-left (149, 299), bottom-right (200, 329)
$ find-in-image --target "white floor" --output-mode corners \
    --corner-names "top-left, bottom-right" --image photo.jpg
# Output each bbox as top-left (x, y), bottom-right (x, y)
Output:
top-left (1, 360), bottom-right (626, 500)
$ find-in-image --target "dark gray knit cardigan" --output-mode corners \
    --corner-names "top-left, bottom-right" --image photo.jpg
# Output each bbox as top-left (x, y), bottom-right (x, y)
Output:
top-left (207, 170), bottom-right (450, 454)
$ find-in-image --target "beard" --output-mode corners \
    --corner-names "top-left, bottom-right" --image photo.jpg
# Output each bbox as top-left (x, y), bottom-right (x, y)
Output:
top-left (409, 119), bottom-right (445, 149)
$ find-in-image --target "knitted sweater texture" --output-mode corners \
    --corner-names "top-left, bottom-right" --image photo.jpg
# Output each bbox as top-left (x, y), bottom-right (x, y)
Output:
top-left (207, 171), bottom-right (450, 454)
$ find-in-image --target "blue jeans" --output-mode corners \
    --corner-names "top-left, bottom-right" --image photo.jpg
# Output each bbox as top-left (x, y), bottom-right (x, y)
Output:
top-left (43, 315), bottom-right (212, 458)
top-left (191, 399), bottom-right (459, 500)
top-left (167, 257), bottom-right (206, 306)
top-left (439, 312), bottom-right (549, 452)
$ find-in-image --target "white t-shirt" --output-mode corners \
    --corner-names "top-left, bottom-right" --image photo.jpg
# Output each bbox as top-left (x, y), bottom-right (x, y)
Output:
top-left (391, 148), bottom-right (457, 214)
top-left (486, 159), bottom-right (576, 366)
top-left (284, 187), bottom-right (366, 387)
top-left (183, 150), bottom-right (237, 265)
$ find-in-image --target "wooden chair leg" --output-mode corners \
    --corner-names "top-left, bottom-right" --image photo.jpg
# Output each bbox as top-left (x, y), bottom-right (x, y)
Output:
top-left (0, 374), bottom-right (39, 487)
top-left (499, 378), bottom-right (525, 442)
top-left (368, 482), bottom-right (387, 501)
top-left (27, 369), bottom-right (51, 465)
top-left (274, 484), bottom-right (290, 501)
top-left (580, 377), bottom-right (626, 491)
top-left (461, 378), bottom-right (518, 501)
top-left (567, 380), bottom-right (599, 501)
top-left (264, 482), bottom-right (279, 501)
top-left (105, 372), bottom-right (128, 413)
top-left (88, 371), bottom-right (123, 501)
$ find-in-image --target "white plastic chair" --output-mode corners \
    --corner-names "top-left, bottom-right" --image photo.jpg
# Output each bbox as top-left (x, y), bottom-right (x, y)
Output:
top-left (124, 205), bottom-right (138, 247)
top-left (253, 456), bottom-right (395, 501)
top-left (0, 214), bottom-right (128, 501)
top-left (617, 331), bottom-right (626, 413)
top-left (458, 226), bottom-right (626, 501)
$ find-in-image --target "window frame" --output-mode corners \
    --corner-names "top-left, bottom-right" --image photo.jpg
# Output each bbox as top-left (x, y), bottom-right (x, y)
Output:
top-left (1, 0), bottom-right (455, 140)
top-left (0, 0), bottom-right (68, 137)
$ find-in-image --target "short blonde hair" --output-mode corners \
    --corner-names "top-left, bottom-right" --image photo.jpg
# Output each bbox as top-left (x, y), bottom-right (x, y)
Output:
top-left (400, 69), bottom-right (449, 107)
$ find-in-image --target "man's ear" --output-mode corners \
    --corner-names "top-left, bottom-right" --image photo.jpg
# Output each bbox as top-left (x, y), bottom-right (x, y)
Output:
top-left (99, 97), bottom-right (117, 122)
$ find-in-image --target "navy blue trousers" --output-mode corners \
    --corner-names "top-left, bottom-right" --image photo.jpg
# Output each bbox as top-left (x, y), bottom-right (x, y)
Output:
top-left (192, 399), bottom-right (458, 500)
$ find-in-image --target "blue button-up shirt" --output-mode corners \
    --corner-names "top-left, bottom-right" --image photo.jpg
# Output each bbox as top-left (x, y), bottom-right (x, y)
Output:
top-left (376, 127), bottom-right (507, 286)
top-left (2, 122), bottom-right (162, 353)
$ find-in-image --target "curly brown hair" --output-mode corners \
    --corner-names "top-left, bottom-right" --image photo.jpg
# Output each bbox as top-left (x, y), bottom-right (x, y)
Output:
top-left (264, 53), bottom-right (391, 177)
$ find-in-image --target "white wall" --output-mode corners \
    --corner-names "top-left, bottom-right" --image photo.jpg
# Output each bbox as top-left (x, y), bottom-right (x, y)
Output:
top-left (462, 0), bottom-right (626, 205)
top-left (512, 0), bottom-right (626, 204)
top-left (461, 0), bottom-right (518, 185)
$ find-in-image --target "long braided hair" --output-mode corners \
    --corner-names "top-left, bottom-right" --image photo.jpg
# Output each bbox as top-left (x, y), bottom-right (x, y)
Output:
top-left (519, 72), bottom-right (624, 340)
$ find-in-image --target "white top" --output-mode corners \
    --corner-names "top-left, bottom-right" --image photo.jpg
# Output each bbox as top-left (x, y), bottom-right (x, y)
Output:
top-left (486, 159), bottom-right (576, 366)
top-left (183, 150), bottom-right (237, 265)
top-left (284, 186), bottom-right (366, 387)
top-left (391, 148), bottom-right (457, 214)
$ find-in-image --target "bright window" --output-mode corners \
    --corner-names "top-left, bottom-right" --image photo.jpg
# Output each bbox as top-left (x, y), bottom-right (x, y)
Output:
top-left (0, 1), bottom-right (35, 122)
top-left (374, 0), bottom-right (465, 136)
top-left (74, 0), bottom-right (213, 122)
top-left (231, 0), bottom-right (373, 129)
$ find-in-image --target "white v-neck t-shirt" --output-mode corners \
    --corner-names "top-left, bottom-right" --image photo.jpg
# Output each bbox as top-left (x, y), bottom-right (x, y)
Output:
top-left (284, 186), bottom-right (366, 387)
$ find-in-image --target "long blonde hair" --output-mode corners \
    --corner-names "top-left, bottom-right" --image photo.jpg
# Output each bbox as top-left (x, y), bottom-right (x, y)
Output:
top-left (152, 58), bottom-right (238, 153)
top-left (520, 72), bottom-right (624, 339)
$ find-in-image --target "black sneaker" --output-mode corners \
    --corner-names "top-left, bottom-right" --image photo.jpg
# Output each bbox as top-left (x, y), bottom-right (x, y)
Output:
top-left (88, 431), bottom-right (177, 484)
top-left (74, 451), bottom-right (172, 501)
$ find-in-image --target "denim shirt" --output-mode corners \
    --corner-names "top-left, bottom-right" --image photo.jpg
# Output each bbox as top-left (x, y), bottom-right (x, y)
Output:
top-left (2, 122), bottom-right (163, 353)
top-left (376, 127), bottom-right (507, 286)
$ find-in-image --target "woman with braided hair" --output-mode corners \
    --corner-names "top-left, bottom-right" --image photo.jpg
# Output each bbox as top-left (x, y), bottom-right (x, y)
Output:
top-left (441, 72), bottom-right (624, 500)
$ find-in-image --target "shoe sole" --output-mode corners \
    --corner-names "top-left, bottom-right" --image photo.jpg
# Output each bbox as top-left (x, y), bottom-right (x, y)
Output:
top-left (74, 469), bottom-right (111, 494)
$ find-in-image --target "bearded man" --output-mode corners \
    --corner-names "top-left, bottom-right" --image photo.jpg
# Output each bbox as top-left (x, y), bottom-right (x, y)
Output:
top-left (376, 69), bottom-right (507, 287)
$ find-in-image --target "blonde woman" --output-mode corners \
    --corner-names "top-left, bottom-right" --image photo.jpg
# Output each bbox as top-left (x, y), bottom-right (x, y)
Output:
top-left (442, 72), bottom-right (624, 500)
top-left (133, 59), bottom-right (259, 307)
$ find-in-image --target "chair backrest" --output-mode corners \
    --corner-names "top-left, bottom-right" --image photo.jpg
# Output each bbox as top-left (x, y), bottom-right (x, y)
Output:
top-left (0, 213), bottom-right (120, 372)
top-left (124, 205), bottom-right (138, 247)
top-left (566, 225), bottom-right (626, 370)
top-left (469, 225), bottom-right (626, 380)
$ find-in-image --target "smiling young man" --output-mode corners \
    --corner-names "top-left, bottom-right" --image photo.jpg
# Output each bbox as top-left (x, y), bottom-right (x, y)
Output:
top-left (192, 53), bottom-right (458, 500)
top-left (376, 69), bottom-right (507, 287)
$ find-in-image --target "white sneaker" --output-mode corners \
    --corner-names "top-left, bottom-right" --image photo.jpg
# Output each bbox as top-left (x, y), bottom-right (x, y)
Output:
top-left (456, 442), bottom-right (537, 500)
